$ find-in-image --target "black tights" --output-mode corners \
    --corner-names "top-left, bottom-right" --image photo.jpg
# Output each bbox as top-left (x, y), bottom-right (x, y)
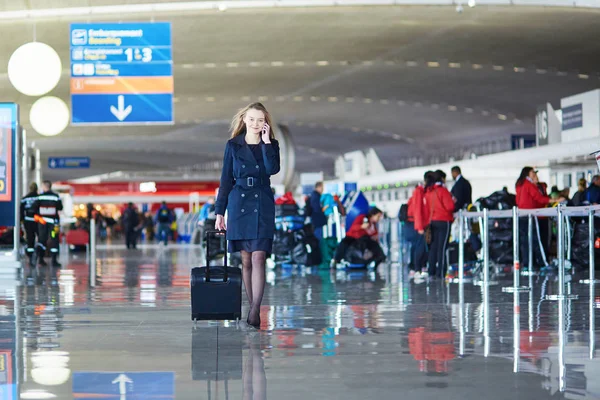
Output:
top-left (241, 250), bottom-right (267, 326)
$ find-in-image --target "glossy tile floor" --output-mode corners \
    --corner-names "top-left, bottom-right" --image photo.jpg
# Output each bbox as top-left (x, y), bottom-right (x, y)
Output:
top-left (2, 244), bottom-right (599, 399)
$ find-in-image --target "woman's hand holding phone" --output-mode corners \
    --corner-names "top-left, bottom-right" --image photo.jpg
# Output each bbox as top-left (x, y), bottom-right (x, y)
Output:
top-left (261, 123), bottom-right (271, 144)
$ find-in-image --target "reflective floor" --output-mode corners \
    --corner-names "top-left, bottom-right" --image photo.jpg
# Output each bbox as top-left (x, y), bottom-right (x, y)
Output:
top-left (2, 245), bottom-right (599, 399)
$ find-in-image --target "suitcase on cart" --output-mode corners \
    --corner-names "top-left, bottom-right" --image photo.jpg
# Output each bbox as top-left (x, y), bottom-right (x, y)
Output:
top-left (191, 230), bottom-right (242, 321)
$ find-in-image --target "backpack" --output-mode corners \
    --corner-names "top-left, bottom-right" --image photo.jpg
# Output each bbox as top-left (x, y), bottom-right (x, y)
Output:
top-left (398, 204), bottom-right (409, 222)
top-left (158, 209), bottom-right (170, 223)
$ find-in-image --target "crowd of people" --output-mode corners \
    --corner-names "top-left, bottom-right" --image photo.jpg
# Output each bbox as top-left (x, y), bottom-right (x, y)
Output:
top-left (67, 201), bottom-right (178, 250)
top-left (304, 181), bottom-right (386, 269)
top-left (401, 165), bottom-right (600, 281)
top-left (401, 167), bottom-right (472, 281)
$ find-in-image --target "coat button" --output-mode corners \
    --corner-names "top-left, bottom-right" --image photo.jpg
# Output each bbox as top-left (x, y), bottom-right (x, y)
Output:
top-left (255, 194), bottom-right (258, 198)
top-left (241, 194), bottom-right (245, 197)
top-left (242, 165), bottom-right (246, 168)
top-left (254, 209), bottom-right (258, 212)
top-left (255, 165), bottom-right (259, 169)
top-left (241, 209), bottom-right (245, 212)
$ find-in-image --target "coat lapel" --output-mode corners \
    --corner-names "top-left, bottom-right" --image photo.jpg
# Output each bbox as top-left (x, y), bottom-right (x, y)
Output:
top-left (231, 133), bottom-right (257, 163)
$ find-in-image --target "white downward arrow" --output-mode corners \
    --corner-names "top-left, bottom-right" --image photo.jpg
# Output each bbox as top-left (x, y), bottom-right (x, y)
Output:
top-left (112, 373), bottom-right (133, 398)
top-left (110, 95), bottom-right (133, 121)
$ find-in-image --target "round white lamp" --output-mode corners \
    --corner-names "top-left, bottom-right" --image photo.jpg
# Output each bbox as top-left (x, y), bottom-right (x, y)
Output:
top-left (30, 96), bottom-right (70, 137)
top-left (8, 42), bottom-right (62, 97)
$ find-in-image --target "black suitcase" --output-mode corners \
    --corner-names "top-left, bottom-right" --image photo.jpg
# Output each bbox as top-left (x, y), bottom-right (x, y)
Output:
top-left (191, 230), bottom-right (242, 321)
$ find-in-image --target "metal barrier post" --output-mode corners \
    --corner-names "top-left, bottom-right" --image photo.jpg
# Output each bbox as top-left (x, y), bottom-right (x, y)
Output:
top-left (589, 209), bottom-right (596, 359)
top-left (558, 295), bottom-right (567, 392)
top-left (90, 218), bottom-right (97, 288)
top-left (503, 207), bottom-right (529, 294)
top-left (528, 214), bottom-right (533, 276)
top-left (513, 282), bottom-right (521, 373)
top-left (458, 210), bottom-right (465, 297)
top-left (547, 206), bottom-right (577, 303)
top-left (483, 208), bottom-right (490, 357)
top-left (558, 206), bottom-right (565, 298)
top-left (590, 209), bottom-right (596, 284)
top-left (513, 207), bottom-right (520, 288)
top-left (528, 215), bottom-right (534, 333)
top-left (580, 209), bottom-right (599, 283)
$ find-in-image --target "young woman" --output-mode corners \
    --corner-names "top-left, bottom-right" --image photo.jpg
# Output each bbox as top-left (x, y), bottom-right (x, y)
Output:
top-left (425, 171), bottom-right (455, 279)
top-left (515, 167), bottom-right (561, 271)
top-left (333, 207), bottom-right (386, 268)
top-left (214, 103), bottom-right (280, 328)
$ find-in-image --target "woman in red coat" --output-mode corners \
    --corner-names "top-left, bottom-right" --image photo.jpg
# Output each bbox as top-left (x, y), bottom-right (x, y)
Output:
top-left (515, 167), bottom-right (554, 209)
top-left (515, 167), bottom-right (562, 271)
top-left (425, 171), bottom-right (455, 278)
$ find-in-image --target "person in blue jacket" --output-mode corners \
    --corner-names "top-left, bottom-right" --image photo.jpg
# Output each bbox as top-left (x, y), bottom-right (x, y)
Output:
top-left (310, 182), bottom-right (327, 240)
top-left (155, 201), bottom-right (174, 246)
top-left (215, 102), bottom-right (280, 329)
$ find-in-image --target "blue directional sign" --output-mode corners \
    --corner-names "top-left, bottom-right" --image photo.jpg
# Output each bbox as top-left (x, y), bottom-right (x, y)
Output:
top-left (48, 157), bottom-right (91, 169)
top-left (69, 22), bottom-right (173, 125)
top-left (73, 372), bottom-right (175, 399)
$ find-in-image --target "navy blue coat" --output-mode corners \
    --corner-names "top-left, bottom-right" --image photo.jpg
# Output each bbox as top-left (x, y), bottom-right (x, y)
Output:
top-left (215, 134), bottom-right (281, 241)
top-left (309, 190), bottom-right (327, 228)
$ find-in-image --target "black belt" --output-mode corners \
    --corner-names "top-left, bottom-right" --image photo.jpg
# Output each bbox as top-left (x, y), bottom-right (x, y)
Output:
top-left (235, 177), bottom-right (270, 188)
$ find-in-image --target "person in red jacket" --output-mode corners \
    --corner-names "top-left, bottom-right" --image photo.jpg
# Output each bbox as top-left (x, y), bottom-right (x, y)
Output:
top-left (404, 171), bottom-right (433, 278)
top-left (515, 167), bottom-right (555, 209)
top-left (333, 207), bottom-right (385, 268)
top-left (515, 167), bottom-right (563, 271)
top-left (425, 171), bottom-right (455, 278)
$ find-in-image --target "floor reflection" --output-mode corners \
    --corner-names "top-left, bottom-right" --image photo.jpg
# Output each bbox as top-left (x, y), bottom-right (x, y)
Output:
top-left (3, 247), bottom-right (599, 399)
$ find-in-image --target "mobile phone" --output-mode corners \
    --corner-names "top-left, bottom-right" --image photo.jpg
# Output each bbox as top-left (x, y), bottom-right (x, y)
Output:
top-left (262, 123), bottom-right (270, 134)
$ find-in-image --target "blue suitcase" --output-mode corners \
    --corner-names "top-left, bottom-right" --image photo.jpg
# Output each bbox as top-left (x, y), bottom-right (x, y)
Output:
top-left (190, 230), bottom-right (242, 321)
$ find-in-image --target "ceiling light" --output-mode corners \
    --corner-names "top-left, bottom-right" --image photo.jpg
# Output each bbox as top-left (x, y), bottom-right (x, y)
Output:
top-left (20, 390), bottom-right (57, 399)
top-left (30, 97), bottom-right (70, 137)
top-left (8, 42), bottom-right (61, 96)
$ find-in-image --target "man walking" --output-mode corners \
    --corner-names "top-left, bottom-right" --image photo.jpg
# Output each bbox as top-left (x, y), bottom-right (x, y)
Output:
top-left (122, 202), bottom-right (140, 249)
top-left (21, 182), bottom-right (39, 265)
top-left (36, 181), bottom-right (63, 267)
top-left (155, 201), bottom-right (174, 246)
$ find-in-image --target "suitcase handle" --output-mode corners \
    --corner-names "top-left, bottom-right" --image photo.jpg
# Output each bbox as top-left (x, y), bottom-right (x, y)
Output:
top-left (205, 229), bottom-right (228, 282)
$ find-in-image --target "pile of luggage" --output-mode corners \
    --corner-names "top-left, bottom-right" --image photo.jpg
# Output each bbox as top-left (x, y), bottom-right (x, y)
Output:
top-left (571, 218), bottom-right (600, 270)
top-left (476, 189), bottom-right (516, 266)
top-left (272, 194), bottom-right (322, 266)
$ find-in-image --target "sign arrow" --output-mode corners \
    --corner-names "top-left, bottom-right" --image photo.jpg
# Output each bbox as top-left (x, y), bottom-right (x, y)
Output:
top-left (112, 373), bottom-right (133, 398)
top-left (110, 95), bottom-right (133, 121)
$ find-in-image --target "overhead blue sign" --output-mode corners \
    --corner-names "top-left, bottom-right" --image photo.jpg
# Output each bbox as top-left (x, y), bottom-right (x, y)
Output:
top-left (562, 103), bottom-right (583, 131)
top-left (73, 372), bottom-right (175, 399)
top-left (69, 22), bottom-right (173, 125)
top-left (72, 94), bottom-right (172, 124)
top-left (48, 157), bottom-right (91, 169)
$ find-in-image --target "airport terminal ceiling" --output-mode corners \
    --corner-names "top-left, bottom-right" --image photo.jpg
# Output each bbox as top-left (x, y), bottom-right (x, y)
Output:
top-left (1, 3), bottom-right (600, 180)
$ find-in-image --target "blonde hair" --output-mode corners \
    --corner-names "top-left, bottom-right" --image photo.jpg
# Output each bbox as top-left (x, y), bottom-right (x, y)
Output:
top-left (230, 102), bottom-right (275, 140)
